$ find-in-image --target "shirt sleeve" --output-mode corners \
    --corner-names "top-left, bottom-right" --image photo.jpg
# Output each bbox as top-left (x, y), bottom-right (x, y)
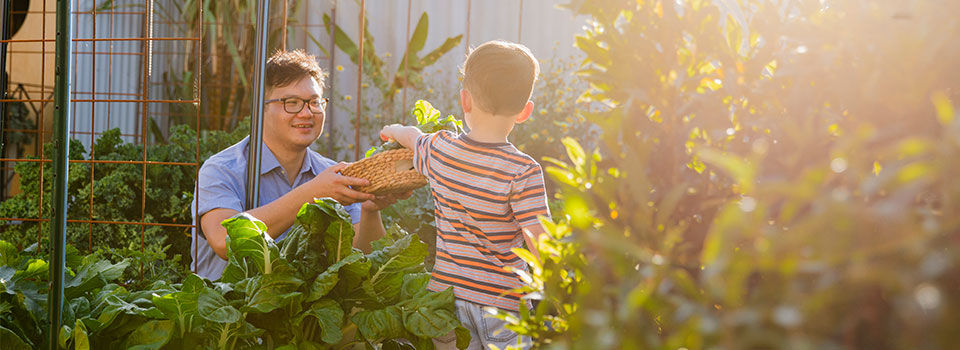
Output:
top-left (509, 163), bottom-right (551, 229)
top-left (195, 161), bottom-right (245, 219)
top-left (344, 202), bottom-right (362, 225)
top-left (412, 131), bottom-right (440, 176)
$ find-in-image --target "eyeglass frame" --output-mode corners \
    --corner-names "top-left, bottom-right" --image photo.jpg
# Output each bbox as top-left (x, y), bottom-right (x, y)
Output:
top-left (264, 96), bottom-right (329, 115)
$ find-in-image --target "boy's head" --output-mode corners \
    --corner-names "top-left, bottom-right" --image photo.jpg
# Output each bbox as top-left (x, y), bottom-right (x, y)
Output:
top-left (461, 40), bottom-right (540, 116)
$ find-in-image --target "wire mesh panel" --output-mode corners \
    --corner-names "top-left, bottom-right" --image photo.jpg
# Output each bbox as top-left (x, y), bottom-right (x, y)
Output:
top-left (0, 0), bottom-right (203, 278)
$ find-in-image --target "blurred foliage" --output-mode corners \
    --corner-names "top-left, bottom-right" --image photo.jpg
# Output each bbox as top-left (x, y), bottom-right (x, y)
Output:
top-left (512, 54), bottom-right (602, 197)
top-left (0, 123), bottom-right (249, 275)
top-left (491, 0), bottom-right (960, 348)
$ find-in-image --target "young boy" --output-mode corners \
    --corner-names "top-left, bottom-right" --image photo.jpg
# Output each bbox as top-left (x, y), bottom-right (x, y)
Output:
top-left (380, 40), bottom-right (549, 349)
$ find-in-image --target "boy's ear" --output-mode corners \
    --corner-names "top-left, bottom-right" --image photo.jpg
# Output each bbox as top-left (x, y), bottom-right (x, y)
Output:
top-left (515, 101), bottom-right (534, 124)
top-left (460, 89), bottom-right (472, 114)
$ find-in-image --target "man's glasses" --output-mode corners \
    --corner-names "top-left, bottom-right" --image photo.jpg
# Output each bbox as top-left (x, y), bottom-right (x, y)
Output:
top-left (264, 97), bottom-right (329, 114)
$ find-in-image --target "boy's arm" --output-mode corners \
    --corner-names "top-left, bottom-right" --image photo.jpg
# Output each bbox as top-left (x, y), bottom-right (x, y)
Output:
top-left (521, 224), bottom-right (545, 261)
top-left (380, 124), bottom-right (423, 150)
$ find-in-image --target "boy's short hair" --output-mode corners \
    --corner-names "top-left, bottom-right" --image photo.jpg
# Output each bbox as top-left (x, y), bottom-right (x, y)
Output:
top-left (461, 40), bottom-right (539, 116)
top-left (265, 49), bottom-right (325, 90)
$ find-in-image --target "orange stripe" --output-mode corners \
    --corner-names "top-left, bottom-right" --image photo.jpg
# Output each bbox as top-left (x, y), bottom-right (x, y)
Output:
top-left (435, 194), bottom-right (510, 221)
top-left (452, 137), bottom-right (529, 164)
top-left (432, 150), bottom-right (515, 182)
top-left (436, 250), bottom-right (509, 274)
top-left (427, 160), bottom-right (510, 202)
top-left (432, 272), bottom-right (523, 299)
top-left (440, 234), bottom-right (518, 261)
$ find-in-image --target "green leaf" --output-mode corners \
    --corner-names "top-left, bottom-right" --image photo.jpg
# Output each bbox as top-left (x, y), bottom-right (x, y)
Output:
top-left (296, 199), bottom-right (357, 266)
top-left (352, 306), bottom-right (406, 342)
top-left (303, 299), bottom-right (344, 344)
top-left (241, 273), bottom-right (303, 314)
top-left (15, 259), bottom-right (48, 281)
top-left (399, 287), bottom-right (459, 339)
top-left (152, 274), bottom-right (203, 335)
top-left (932, 92), bottom-right (956, 126)
top-left (124, 320), bottom-right (174, 350)
top-left (400, 273), bottom-right (432, 300)
top-left (73, 319), bottom-right (90, 350)
top-left (0, 241), bottom-right (18, 267)
top-left (65, 259), bottom-right (130, 298)
top-left (697, 148), bottom-right (755, 193)
top-left (222, 213), bottom-right (283, 281)
top-left (454, 325), bottom-right (472, 350)
top-left (0, 325), bottom-right (32, 349)
top-left (198, 286), bottom-right (241, 323)
top-left (364, 234), bottom-right (429, 305)
top-left (418, 35), bottom-right (463, 68)
top-left (405, 12), bottom-right (430, 61)
top-left (333, 255), bottom-right (371, 297)
top-left (307, 254), bottom-right (362, 303)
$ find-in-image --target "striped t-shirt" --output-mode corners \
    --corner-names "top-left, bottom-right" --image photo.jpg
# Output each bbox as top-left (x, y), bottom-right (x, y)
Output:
top-left (413, 130), bottom-right (551, 311)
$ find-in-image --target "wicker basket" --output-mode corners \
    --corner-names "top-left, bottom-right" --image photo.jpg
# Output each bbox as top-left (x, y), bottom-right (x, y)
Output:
top-left (340, 149), bottom-right (428, 195)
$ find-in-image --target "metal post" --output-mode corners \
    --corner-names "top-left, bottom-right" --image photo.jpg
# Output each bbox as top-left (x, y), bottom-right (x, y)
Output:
top-left (49, 0), bottom-right (73, 347)
top-left (246, 0), bottom-right (271, 210)
top-left (354, 0), bottom-right (364, 161)
top-left (1, 0), bottom-right (10, 199)
top-left (326, 2), bottom-right (337, 153)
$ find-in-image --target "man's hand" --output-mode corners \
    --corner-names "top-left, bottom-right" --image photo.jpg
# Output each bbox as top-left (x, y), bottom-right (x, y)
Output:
top-left (361, 190), bottom-right (414, 212)
top-left (309, 162), bottom-right (376, 205)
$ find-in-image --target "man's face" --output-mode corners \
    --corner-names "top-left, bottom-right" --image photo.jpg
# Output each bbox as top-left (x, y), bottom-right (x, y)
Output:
top-left (263, 76), bottom-right (325, 152)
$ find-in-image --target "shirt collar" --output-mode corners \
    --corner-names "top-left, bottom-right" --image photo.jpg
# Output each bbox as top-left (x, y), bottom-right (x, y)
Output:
top-left (241, 136), bottom-right (283, 175)
top-left (243, 136), bottom-right (322, 177)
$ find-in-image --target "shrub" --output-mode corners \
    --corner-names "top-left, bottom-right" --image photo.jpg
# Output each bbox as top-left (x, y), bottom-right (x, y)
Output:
top-left (494, 0), bottom-right (960, 348)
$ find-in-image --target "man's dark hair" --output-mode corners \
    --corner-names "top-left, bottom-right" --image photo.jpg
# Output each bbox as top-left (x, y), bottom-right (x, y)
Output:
top-left (265, 49), bottom-right (325, 89)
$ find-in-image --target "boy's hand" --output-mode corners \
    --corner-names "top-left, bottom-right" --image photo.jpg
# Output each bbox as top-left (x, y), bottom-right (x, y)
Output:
top-left (379, 124), bottom-right (402, 142)
top-left (379, 124), bottom-right (422, 150)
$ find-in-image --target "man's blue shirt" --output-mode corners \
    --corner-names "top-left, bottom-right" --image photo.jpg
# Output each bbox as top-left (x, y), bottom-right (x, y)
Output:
top-left (190, 136), bottom-right (361, 280)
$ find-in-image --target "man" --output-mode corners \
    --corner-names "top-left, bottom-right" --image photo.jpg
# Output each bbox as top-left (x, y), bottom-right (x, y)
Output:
top-left (191, 49), bottom-right (399, 280)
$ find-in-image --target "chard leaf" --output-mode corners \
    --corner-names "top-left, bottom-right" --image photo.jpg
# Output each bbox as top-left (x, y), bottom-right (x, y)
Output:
top-left (351, 305), bottom-right (406, 342)
top-left (241, 273), bottom-right (303, 314)
top-left (65, 259), bottom-right (130, 298)
top-left (400, 273), bottom-right (432, 300)
top-left (73, 319), bottom-right (90, 350)
top-left (400, 287), bottom-right (459, 339)
top-left (279, 224), bottom-right (325, 278)
top-left (198, 286), bottom-right (241, 323)
top-left (0, 325), bottom-right (31, 349)
top-left (307, 253), bottom-right (361, 302)
top-left (301, 299), bottom-right (344, 344)
top-left (15, 259), bottom-right (48, 281)
top-left (222, 213), bottom-right (284, 282)
top-left (367, 234), bottom-right (428, 277)
top-left (152, 275), bottom-right (204, 335)
top-left (363, 235), bottom-right (429, 305)
top-left (124, 320), bottom-right (174, 350)
top-left (333, 254), bottom-right (371, 297)
top-left (297, 199), bottom-right (356, 266)
top-left (0, 266), bottom-right (15, 294)
top-left (454, 325), bottom-right (472, 350)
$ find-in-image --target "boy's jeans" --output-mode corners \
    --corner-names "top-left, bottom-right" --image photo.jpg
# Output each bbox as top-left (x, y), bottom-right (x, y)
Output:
top-left (433, 299), bottom-right (530, 350)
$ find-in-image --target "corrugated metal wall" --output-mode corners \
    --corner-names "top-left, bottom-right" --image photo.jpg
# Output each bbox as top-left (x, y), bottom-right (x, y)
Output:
top-left (72, 0), bottom-right (146, 149)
